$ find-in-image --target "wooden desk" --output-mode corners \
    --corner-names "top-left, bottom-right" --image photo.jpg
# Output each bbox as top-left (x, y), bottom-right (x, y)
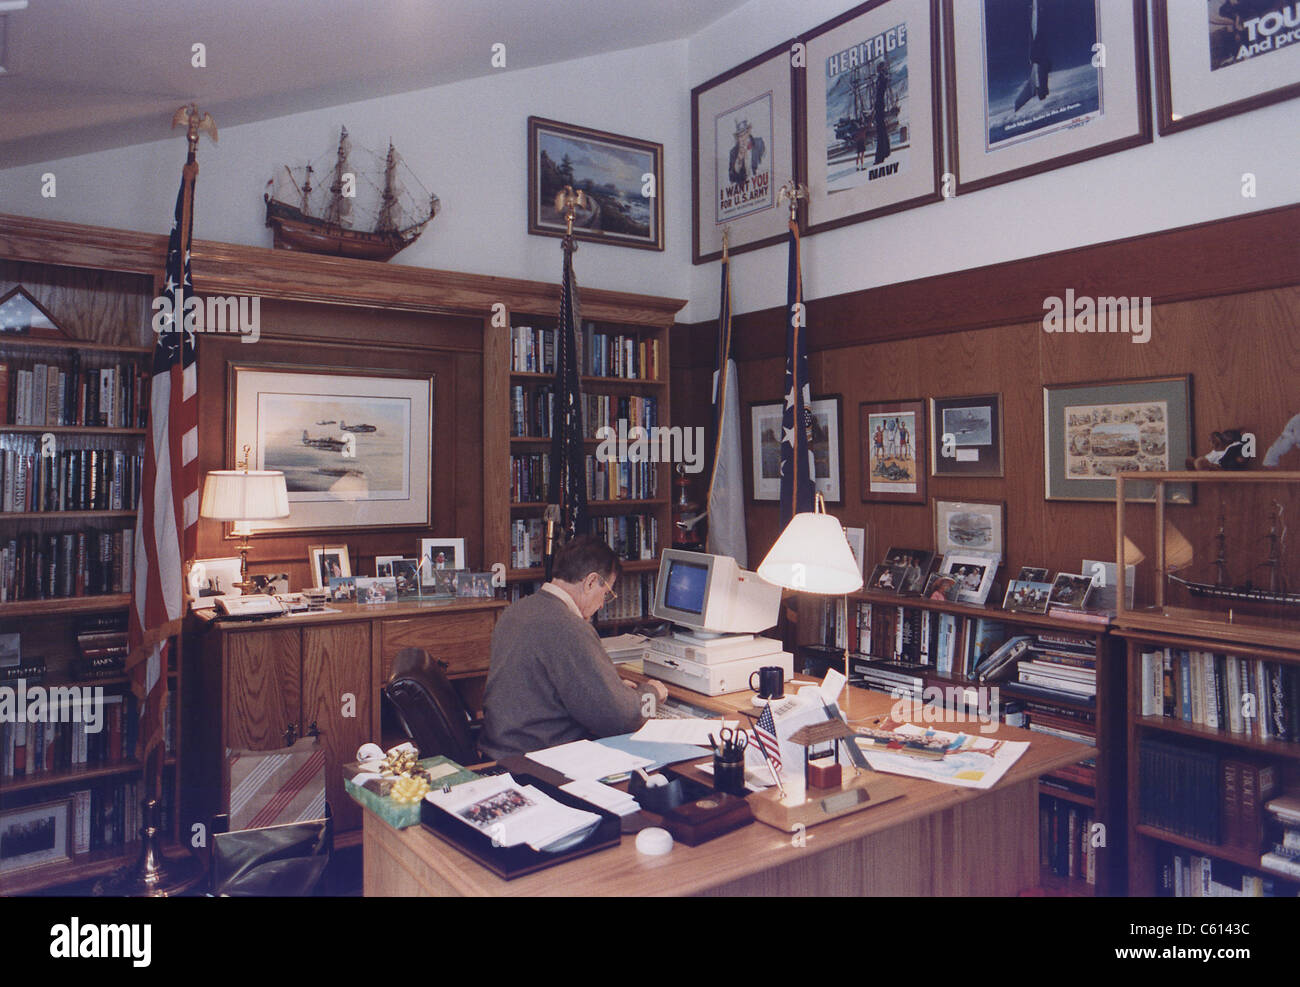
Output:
top-left (361, 679), bottom-right (1093, 896)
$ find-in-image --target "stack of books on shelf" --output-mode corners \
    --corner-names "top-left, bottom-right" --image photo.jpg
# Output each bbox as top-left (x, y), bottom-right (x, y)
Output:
top-left (509, 518), bottom-right (546, 570)
top-left (1157, 847), bottom-right (1288, 896)
top-left (1139, 646), bottom-right (1297, 742)
top-left (584, 330), bottom-right (659, 380)
top-left (844, 600), bottom-right (1015, 684)
top-left (1003, 632), bottom-right (1098, 704)
top-left (510, 325), bottom-right (557, 374)
top-left (1030, 706), bottom-right (1097, 795)
top-left (0, 526), bottom-right (136, 601)
top-left (1, 692), bottom-right (138, 779)
top-left (591, 514), bottom-right (657, 562)
top-left (0, 357), bottom-right (149, 429)
top-left (582, 394), bottom-right (659, 437)
top-left (595, 571), bottom-right (655, 624)
top-left (510, 383), bottom-right (553, 437)
top-left (1, 439), bottom-right (143, 512)
top-left (74, 614), bottom-right (129, 680)
top-left (1039, 797), bottom-right (1098, 886)
top-left (584, 453), bottom-right (658, 501)
top-left (508, 453), bottom-right (551, 503)
top-left (1260, 794), bottom-right (1300, 881)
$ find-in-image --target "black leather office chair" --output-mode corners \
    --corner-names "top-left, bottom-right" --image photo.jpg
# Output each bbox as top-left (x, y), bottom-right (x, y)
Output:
top-left (384, 647), bottom-right (481, 765)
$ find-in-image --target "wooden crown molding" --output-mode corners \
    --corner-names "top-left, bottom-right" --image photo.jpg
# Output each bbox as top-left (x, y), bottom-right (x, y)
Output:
top-left (673, 202), bottom-right (1300, 366)
top-left (0, 212), bottom-right (686, 326)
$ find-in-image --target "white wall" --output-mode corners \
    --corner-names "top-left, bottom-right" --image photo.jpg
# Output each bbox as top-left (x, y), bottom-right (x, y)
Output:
top-left (682, 0), bottom-right (1300, 323)
top-left (0, 40), bottom-right (693, 304)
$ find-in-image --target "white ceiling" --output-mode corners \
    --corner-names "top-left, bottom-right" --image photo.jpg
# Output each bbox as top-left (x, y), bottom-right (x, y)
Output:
top-left (0, 0), bottom-right (749, 166)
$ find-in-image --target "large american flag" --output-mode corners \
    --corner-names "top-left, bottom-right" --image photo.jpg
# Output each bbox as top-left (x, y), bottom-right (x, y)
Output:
top-left (127, 156), bottom-right (200, 784)
top-left (753, 702), bottom-right (781, 773)
top-left (547, 235), bottom-right (588, 563)
top-left (779, 219), bottom-right (815, 525)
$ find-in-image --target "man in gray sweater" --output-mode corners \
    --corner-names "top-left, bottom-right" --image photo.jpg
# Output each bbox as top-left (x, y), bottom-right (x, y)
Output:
top-left (481, 536), bottom-right (668, 759)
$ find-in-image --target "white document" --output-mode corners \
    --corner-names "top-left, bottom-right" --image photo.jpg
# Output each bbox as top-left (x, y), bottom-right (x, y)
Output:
top-left (630, 718), bottom-right (737, 746)
top-left (424, 773), bottom-right (601, 851)
top-left (528, 739), bottom-right (653, 781)
top-left (601, 633), bottom-right (651, 662)
top-left (819, 668), bottom-right (847, 705)
top-left (560, 779), bottom-right (640, 816)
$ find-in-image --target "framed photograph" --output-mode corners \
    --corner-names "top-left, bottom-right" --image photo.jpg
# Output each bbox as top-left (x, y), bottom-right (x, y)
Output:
top-left (375, 555), bottom-right (404, 577)
top-left (934, 499), bottom-right (1005, 557)
top-left (797, 0), bottom-right (944, 235)
top-left (527, 116), bottom-right (664, 251)
top-left (309, 544), bottom-right (352, 589)
top-left (940, 552), bottom-right (1000, 606)
top-left (930, 393), bottom-right (1003, 476)
top-left (328, 576), bottom-right (356, 602)
top-left (1002, 578), bottom-right (1053, 614)
top-left (843, 526), bottom-right (867, 579)
top-left (923, 571), bottom-right (960, 601)
top-left (881, 546), bottom-right (936, 594)
top-left (868, 562), bottom-right (907, 593)
top-left (229, 363), bottom-right (433, 533)
top-left (749, 396), bottom-right (842, 502)
top-left (1043, 376), bottom-right (1193, 502)
top-left (187, 556), bottom-right (244, 609)
top-left (419, 538), bottom-right (466, 588)
top-left (387, 558), bottom-right (423, 600)
top-left (455, 571), bottom-right (497, 599)
top-left (248, 572), bottom-right (290, 596)
top-left (942, 0), bottom-right (1152, 194)
top-left (0, 798), bottom-right (72, 874)
top-left (355, 576), bottom-right (398, 605)
top-left (860, 399), bottom-right (926, 503)
top-left (693, 41), bottom-right (798, 263)
top-left (1082, 557), bottom-right (1136, 612)
top-left (426, 568), bottom-right (458, 598)
top-left (1017, 565), bottom-right (1050, 582)
top-left (1049, 572), bottom-right (1095, 611)
top-left (1153, 0), bottom-right (1300, 134)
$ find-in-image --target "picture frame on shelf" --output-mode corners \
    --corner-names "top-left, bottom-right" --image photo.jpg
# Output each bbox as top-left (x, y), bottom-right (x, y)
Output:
top-left (426, 568), bottom-right (458, 599)
top-left (930, 393), bottom-right (1003, 476)
top-left (843, 525), bottom-right (867, 579)
top-left (797, 0), bottom-right (944, 235)
top-left (933, 499), bottom-right (1004, 557)
top-left (455, 571), bottom-right (497, 599)
top-left (942, 0), bottom-right (1151, 194)
top-left (527, 116), bottom-right (664, 251)
top-left (1081, 558), bottom-right (1136, 613)
top-left (1002, 578), bottom-right (1052, 614)
top-left (1152, 0), bottom-right (1300, 135)
top-left (880, 546), bottom-right (935, 594)
top-left (939, 551), bottom-right (999, 606)
top-left (692, 40), bottom-right (798, 263)
top-left (749, 396), bottom-right (842, 502)
top-left (1043, 375), bottom-right (1193, 502)
top-left (1016, 566), bottom-right (1050, 583)
top-left (923, 571), bottom-right (960, 601)
top-left (0, 286), bottom-right (66, 338)
top-left (1048, 572), bottom-right (1095, 611)
top-left (328, 576), bottom-right (356, 602)
top-left (187, 556), bottom-right (244, 609)
top-left (419, 537), bottom-right (466, 588)
top-left (375, 554), bottom-right (404, 576)
top-left (229, 363), bottom-right (433, 533)
top-left (386, 558), bottom-right (423, 600)
top-left (309, 544), bottom-right (352, 589)
top-left (248, 572), bottom-right (290, 596)
top-left (860, 398), bottom-right (926, 504)
top-left (868, 562), bottom-right (906, 594)
top-left (0, 798), bottom-right (72, 874)
top-left (355, 576), bottom-right (398, 605)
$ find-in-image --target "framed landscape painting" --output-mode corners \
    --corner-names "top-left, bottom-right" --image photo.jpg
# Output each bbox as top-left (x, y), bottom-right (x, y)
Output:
top-left (528, 116), bottom-right (664, 251)
top-left (692, 41), bottom-right (798, 263)
top-left (230, 364), bottom-right (433, 533)
top-left (750, 396), bottom-right (842, 502)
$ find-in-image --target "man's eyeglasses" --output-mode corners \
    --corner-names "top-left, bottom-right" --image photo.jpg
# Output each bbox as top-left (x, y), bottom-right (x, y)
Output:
top-left (597, 574), bottom-right (618, 603)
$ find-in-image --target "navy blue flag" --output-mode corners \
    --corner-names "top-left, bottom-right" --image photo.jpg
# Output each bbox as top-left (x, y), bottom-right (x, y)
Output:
top-left (779, 221), bottom-right (815, 524)
top-left (547, 238), bottom-right (588, 562)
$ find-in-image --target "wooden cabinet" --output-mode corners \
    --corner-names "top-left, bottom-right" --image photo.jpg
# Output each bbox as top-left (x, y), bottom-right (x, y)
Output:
top-left (185, 599), bottom-right (504, 840)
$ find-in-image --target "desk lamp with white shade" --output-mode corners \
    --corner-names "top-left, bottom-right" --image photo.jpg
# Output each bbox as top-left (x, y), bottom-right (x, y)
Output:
top-left (198, 445), bottom-right (290, 593)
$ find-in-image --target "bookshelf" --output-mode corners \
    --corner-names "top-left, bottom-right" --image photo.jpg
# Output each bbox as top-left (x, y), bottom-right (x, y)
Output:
top-left (0, 254), bottom-right (183, 895)
top-left (808, 588), bottom-right (1125, 896)
top-left (485, 290), bottom-right (685, 634)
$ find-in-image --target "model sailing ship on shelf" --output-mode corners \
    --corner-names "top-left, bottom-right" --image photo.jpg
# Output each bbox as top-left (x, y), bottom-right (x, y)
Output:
top-left (1168, 500), bottom-right (1299, 607)
top-left (264, 127), bottom-right (439, 261)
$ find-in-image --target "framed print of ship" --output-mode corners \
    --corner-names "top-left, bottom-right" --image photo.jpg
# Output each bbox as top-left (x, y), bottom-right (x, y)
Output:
top-left (692, 40), bottom-right (798, 263)
top-left (229, 363), bottom-right (433, 532)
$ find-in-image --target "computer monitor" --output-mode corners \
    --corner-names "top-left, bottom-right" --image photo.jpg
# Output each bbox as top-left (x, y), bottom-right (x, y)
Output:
top-left (650, 549), bottom-right (782, 635)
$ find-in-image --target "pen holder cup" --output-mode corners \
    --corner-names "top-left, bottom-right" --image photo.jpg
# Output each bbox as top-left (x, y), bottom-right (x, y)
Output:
top-left (712, 752), bottom-right (747, 797)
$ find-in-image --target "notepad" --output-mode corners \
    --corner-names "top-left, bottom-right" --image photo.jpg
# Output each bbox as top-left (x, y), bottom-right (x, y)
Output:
top-left (560, 779), bottom-right (640, 816)
top-left (527, 739), bottom-right (654, 781)
top-left (630, 718), bottom-right (738, 746)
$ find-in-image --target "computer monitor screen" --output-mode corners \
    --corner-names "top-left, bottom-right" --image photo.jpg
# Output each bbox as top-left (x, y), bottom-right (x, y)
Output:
top-left (663, 559), bottom-right (708, 615)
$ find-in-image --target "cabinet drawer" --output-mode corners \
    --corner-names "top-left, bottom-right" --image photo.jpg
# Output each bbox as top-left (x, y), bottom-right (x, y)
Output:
top-left (380, 611), bottom-right (496, 679)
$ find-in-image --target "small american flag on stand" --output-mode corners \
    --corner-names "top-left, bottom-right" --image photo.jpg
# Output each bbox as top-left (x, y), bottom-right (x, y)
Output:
top-left (753, 702), bottom-right (781, 774)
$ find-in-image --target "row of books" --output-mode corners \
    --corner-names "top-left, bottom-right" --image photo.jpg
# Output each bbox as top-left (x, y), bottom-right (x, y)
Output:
top-left (1260, 795), bottom-right (1300, 882)
top-left (1040, 795), bottom-right (1098, 885)
top-left (1, 442), bottom-right (142, 513)
top-left (510, 389), bottom-right (662, 442)
top-left (509, 519), bottom-right (546, 570)
top-left (1139, 646), bottom-right (1298, 742)
top-left (0, 357), bottom-right (150, 428)
top-left (509, 453), bottom-right (551, 503)
top-left (0, 692), bottom-right (138, 779)
top-left (1137, 737), bottom-right (1278, 849)
top-left (1157, 847), bottom-right (1291, 896)
top-left (586, 454), bottom-right (658, 502)
top-left (0, 528), bottom-right (135, 601)
top-left (509, 323), bottom-right (661, 381)
top-left (592, 514), bottom-right (658, 562)
top-left (595, 571), bottom-right (656, 623)
top-left (0, 656), bottom-right (46, 686)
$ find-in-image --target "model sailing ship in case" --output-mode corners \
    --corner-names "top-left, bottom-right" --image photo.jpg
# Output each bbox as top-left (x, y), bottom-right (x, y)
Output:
top-left (1169, 500), bottom-right (1299, 607)
top-left (264, 127), bottom-right (439, 261)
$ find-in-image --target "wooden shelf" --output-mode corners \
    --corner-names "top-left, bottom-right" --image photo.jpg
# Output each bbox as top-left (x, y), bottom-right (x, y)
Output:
top-left (507, 558), bottom-right (660, 583)
top-left (1114, 612), bottom-right (1300, 660)
top-left (0, 759), bottom-right (142, 795)
top-left (851, 588), bottom-right (1111, 635)
top-left (511, 499), bottom-right (667, 510)
top-left (0, 843), bottom-right (139, 896)
top-left (0, 510), bottom-right (136, 521)
top-left (0, 593), bottom-right (131, 618)
top-left (0, 425), bottom-right (146, 435)
top-left (1132, 824), bottom-right (1268, 870)
top-left (1039, 782), bottom-right (1097, 807)
top-left (1133, 713), bottom-right (1300, 759)
top-left (0, 337), bottom-right (149, 356)
top-left (509, 371), bottom-right (666, 388)
top-left (1038, 870), bottom-right (1097, 896)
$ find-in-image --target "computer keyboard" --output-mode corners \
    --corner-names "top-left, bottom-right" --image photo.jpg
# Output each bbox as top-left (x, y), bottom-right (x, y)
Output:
top-left (651, 697), bottom-right (715, 720)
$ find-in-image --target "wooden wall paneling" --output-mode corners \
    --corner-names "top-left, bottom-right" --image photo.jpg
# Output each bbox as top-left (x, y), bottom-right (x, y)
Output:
top-left (301, 623), bottom-right (373, 832)
top-left (0, 259), bottom-right (151, 347)
top-left (482, 314), bottom-right (511, 571)
top-left (225, 627), bottom-right (301, 751)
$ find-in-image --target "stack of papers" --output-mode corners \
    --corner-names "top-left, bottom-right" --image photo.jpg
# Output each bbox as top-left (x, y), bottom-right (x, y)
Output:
top-left (424, 772), bottom-right (601, 851)
top-left (527, 739), bottom-right (653, 780)
top-left (560, 779), bottom-right (640, 817)
top-left (630, 718), bottom-right (737, 745)
top-left (601, 633), bottom-right (651, 663)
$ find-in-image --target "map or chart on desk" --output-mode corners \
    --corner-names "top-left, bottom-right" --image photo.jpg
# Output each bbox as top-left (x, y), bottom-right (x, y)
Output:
top-left (855, 723), bottom-right (1027, 790)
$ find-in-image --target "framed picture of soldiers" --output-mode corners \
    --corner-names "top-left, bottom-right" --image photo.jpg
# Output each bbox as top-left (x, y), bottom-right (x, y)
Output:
top-left (860, 398), bottom-right (927, 504)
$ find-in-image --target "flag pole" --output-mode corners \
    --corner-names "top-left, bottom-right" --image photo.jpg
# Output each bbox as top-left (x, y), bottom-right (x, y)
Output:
top-left (97, 104), bottom-right (215, 897)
